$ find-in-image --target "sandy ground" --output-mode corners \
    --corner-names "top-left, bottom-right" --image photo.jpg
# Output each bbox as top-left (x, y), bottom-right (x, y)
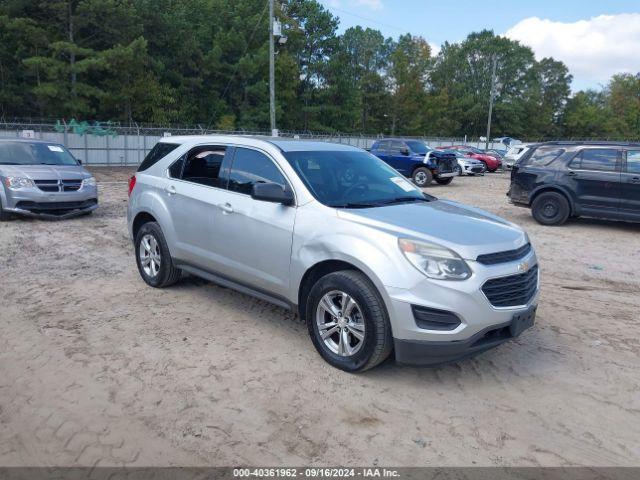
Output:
top-left (0, 168), bottom-right (638, 467)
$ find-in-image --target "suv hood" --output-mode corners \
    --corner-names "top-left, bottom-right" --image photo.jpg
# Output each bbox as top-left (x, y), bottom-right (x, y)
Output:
top-left (337, 200), bottom-right (527, 260)
top-left (0, 164), bottom-right (90, 180)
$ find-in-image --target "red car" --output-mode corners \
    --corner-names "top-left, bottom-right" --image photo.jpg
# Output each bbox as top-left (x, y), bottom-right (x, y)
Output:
top-left (438, 145), bottom-right (502, 172)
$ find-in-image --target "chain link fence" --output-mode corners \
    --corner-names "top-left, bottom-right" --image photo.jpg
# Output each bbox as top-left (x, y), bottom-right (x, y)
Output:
top-left (0, 119), bottom-right (512, 166)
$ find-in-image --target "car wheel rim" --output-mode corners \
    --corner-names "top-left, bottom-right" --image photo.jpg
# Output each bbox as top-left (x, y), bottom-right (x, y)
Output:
top-left (316, 290), bottom-right (366, 357)
top-left (140, 234), bottom-right (161, 278)
top-left (414, 172), bottom-right (427, 185)
top-left (542, 201), bottom-right (558, 219)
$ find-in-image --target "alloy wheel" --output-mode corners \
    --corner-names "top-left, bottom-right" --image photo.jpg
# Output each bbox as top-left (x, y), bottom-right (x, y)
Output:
top-left (140, 234), bottom-right (161, 278)
top-left (315, 290), bottom-right (366, 357)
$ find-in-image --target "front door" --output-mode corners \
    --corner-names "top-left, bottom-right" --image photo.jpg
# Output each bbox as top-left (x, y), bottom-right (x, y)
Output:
top-left (209, 146), bottom-right (296, 299)
top-left (566, 148), bottom-right (622, 215)
top-left (387, 140), bottom-right (411, 176)
top-left (620, 149), bottom-right (640, 219)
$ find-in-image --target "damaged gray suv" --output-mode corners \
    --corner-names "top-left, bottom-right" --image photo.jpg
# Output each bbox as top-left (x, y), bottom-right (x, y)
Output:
top-left (128, 136), bottom-right (539, 372)
top-left (0, 139), bottom-right (98, 220)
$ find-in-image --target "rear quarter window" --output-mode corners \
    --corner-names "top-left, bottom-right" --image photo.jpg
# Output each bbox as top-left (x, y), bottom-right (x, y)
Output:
top-left (138, 142), bottom-right (180, 172)
top-left (525, 148), bottom-right (564, 167)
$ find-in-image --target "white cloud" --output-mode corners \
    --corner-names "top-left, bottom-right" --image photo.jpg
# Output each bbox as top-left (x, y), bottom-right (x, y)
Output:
top-left (428, 41), bottom-right (441, 57)
top-left (326, 0), bottom-right (383, 11)
top-left (505, 13), bottom-right (640, 90)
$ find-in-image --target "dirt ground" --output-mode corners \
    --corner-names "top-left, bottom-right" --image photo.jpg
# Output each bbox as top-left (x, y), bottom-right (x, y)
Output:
top-left (0, 167), bottom-right (638, 467)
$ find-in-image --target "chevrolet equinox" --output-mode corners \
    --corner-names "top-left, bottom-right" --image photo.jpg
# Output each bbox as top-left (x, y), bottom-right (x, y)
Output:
top-left (128, 136), bottom-right (539, 372)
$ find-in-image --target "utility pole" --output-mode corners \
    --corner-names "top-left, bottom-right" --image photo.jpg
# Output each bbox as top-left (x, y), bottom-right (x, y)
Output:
top-left (485, 55), bottom-right (498, 150)
top-left (269, 0), bottom-right (276, 136)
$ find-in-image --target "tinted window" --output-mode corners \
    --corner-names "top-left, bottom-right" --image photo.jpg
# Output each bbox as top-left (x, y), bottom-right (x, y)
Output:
top-left (168, 157), bottom-right (184, 178)
top-left (526, 148), bottom-right (564, 167)
top-left (626, 151), bottom-right (640, 174)
top-left (372, 141), bottom-right (386, 152)
top-left (570, 149), bottom-right (618, 172)
top-left (0, 141), bottom-right (78, 166)
top-left (228, 147), bottom-right (287, 195)
top-left (406, 141), bottom-right (430, 154)
top-left (138, 142), bottom-right (180, 171)
top-left (390, 141), bottom-right (405, 153)
top-left (284, 150), bottom-right (427, 208)
top-left (181, 146), bottom-right (230, 188)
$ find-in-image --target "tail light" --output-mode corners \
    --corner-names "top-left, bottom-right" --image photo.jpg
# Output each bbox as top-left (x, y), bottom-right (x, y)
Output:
top-left (128, 175), bottom-right (136, 197)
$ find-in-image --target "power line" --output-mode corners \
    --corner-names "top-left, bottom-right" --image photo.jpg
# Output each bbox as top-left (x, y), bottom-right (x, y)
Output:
top-left (324, 5), bottom-right (407, 33)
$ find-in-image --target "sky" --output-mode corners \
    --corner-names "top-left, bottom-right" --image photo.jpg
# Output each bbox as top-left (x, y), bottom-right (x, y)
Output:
top-left (319, 0), bottom-right (640, 91)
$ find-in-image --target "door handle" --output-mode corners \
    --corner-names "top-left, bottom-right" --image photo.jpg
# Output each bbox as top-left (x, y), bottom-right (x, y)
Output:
top-left (567, 171), bottom-right (577, 176)
top-left (631, 177), bottom-right (640, 183)
top-left (218, 202), bottom-right (234, 214)
top-left (164, 185), bottom-right (176, 195)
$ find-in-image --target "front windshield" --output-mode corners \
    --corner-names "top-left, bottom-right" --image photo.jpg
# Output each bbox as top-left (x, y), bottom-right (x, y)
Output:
top-left (283, 150), bottom-right (431, 208)
top-left (0, 141), bottom-right (79, 166)
top-left (405, 141), bottom-right (431, 155)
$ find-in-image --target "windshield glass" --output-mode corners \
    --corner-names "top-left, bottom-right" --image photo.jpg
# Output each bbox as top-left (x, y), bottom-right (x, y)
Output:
top-left (283, 150), bottom-right (431, 208)
top-left (0, 141), bottom-right (78, 166)
top-left (405, 141), bottom-right (431, 154)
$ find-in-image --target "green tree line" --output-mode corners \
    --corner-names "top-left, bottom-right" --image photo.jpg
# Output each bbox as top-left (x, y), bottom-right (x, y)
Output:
top-left (1, 0), bottom-right (638, 139)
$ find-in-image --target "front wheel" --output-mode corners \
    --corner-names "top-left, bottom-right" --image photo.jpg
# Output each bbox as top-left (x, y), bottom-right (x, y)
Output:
top-left (412, 167), bottom-right (433, 187)
top-left (306, 270), bottom-right (393, 372)
top-left (135, 221), bottom-right (182, 287)
top-left (454, 165), bottom-right (463, 176)
top-left (435, 176), bottom-right (454, 185)
top-left (531, 192), bottom-right (570, 226)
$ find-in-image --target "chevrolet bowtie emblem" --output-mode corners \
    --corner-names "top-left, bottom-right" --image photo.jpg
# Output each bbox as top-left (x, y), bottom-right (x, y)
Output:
top-left (518, 261), bottom-right (530, 273)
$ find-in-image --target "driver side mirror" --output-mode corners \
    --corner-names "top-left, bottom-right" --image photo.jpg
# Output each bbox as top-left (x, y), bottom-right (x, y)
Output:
top-left (401, 147), bottom-right (410, 156)
top-left (251, 182), bottom-right (294, 206)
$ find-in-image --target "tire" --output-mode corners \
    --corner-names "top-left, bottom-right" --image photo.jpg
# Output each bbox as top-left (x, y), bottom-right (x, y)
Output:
top-left (435, 176), bottom-right (454, 185)
top-left (454, 165), bottom-right (463, 176)
top-left (134, 221), bottom-right (182, 287)
top-left (306, 270), bottom-right (393, 372)
top-left (412, 167), bottom-right (433, 187)
top-left (531, 191), bottom-right (570, 226)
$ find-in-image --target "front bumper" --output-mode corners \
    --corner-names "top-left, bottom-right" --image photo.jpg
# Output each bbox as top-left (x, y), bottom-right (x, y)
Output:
top-left (461, 163), bottom-right (485, 175)
top-left (394, 306), bottom-right (536, 365)
top-left (385, 249), bottom-right (539, 365)
top-left (3, 184), bottom-right (99, 219)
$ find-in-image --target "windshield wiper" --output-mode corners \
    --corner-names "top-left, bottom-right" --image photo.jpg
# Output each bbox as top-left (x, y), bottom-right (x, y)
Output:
top-left (378, 196), bottom-right (432, 205)
top-left (330, 202), bottom-right (379, 209)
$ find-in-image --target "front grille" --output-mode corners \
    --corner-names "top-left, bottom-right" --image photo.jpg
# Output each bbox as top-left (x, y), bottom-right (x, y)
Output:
top-left (34, 179), bottom-right (83, 193)
top-left (34, 180), bottom-right (59, 192)
top-left (482, 265), bottom-right (538, 307)
top-left (16, 199), bottom-right (97, 213)
top-left (476, 243), bottom-right (532, 265)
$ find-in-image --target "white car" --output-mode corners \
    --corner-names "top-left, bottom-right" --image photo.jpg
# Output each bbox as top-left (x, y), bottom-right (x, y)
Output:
top-left (445, 150), bottom-right (486, 176)
top-left (503, 144), bottom-right (530, 170)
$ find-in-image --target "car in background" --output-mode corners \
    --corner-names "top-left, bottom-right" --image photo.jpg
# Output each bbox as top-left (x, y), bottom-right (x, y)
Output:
top-left (370, 139), bottom-right (458, 187)
top-left (503, 144), bottom-right (530, 170)
top-left (129, 136), bottom-right (538, 372)
top-left (485, 148), bottom-right (506, 159)
top-left (439, 149), bottom-right (486, 176)
top-left (508, 141), bottom-right (640, 225)
top-left (0, 138), bottom-right (98, 220)
top-left (438, 145), bottom-right (502, 172)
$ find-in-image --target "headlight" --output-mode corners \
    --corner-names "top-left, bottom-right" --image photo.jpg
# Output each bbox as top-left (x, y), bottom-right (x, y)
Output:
top-left (82, 176), bottom-right (97, 187)
top-left (399, 238), bottom-right (472, 281)
top-left (3, 176), bottom-right (35, 189)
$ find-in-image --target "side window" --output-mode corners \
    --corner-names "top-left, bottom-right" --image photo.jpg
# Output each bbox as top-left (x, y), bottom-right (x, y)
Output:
top-left (390, 141), bottom-right (405, 154)
top-left (626, 151), bottom-right (640, 174)
top-left (179, 145), bottom-right (231, 188)
top-left (228, 147), bottom-right (287, 195)
top-left (138, 142), bottom-right (180, 172)
top-left (570, 149), bottom-right (618, 172)
top-left (526, 148), bottom-right (564, 167)
top-left (168, 156), bottom-right (184, 178)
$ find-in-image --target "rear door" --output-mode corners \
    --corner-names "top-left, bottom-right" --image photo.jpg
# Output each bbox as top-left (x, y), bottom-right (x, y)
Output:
top-left (620, 149), bottom-right (640, 219)
top-left (164, 144), bottom-right (234, 271)
top-left (566, 148), bottom-right (622, 214)
top-left (208, 146), bottom-right (296, 299)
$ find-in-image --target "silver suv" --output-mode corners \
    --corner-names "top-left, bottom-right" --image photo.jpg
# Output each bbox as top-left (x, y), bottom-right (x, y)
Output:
top-left (0, 139), bottom-right (98, 220)
top-left (127, 136), bottom-right (539, 372)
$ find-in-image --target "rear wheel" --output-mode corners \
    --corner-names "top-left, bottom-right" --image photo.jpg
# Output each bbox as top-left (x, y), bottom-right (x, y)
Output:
top-left (412, 167), bottom-right (433, 187)
top-left (306, 270), bottom-right (393, 372)
top-left (531, 191), bottom-right (570, 226)
top-left (135, 221), bottom-right (182, 287)
top-left (435, 176), bottom-right (454, 185)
